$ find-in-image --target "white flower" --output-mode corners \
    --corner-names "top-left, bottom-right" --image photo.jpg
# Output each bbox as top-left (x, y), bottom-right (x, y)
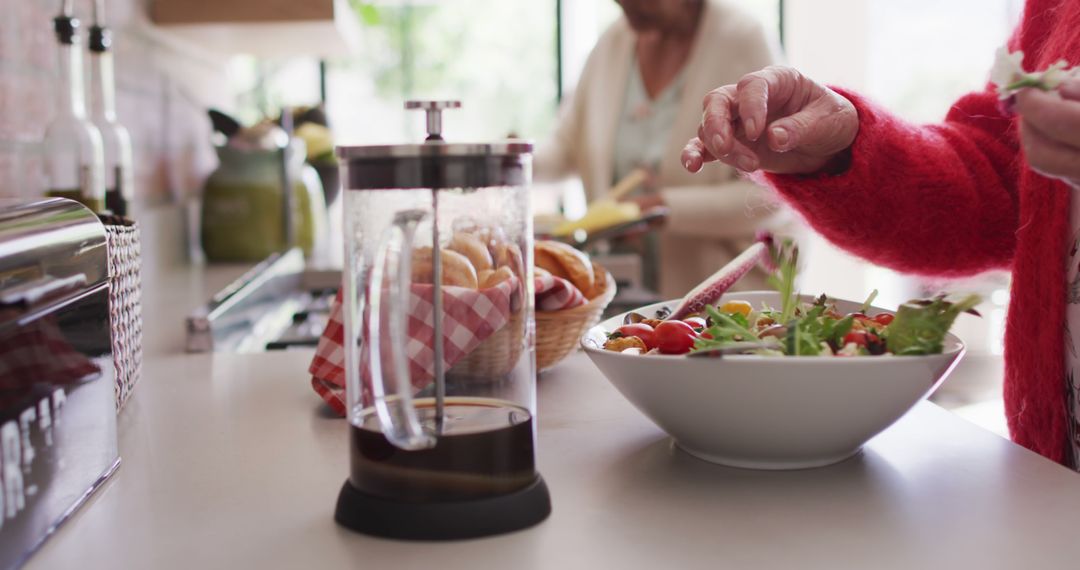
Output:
top-left (1042, 59), bottom-right (1075, 89)
top-left (991, 47), bottom-right (1080, 99)
top-left (990, 47), bottom-right (1025, 88)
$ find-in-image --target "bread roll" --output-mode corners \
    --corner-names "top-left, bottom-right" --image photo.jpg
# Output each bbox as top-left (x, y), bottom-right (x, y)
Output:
top-left (480, 266), bottom-right (514, 289)
top-left (476, 226), bottom-right (508, 251)
top-left (586, 261), bottom-right (608, 299)
top-left (534, 240), bottom-right (594, 296)
top-left (491, 241), bottom-right (524, 279)
top-left (448, 233), bottom-right (493, 272)
top-left (411, 247), bottom-right (478, 288)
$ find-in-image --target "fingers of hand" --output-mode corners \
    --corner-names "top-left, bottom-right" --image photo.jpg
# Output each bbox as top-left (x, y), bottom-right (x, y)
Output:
top-left (681, 138), bottom-right (715, 173)
top-left (766, 91), bottom-right (858, 156)
top-left (701, 86), bottom-right (737, 158)
top-left (1020, 119), bottom-right (1080, 182)
top-left (682, 135), bottom-right (758, 173)
top-left (719, 137), bottom-right (761, 172)
top-left (735, 73), bottom-right (772, 142)
top-left (1060, 78), bottom-right (1080, 101)
top-left (1015, 87), bottom-right (1080, 148)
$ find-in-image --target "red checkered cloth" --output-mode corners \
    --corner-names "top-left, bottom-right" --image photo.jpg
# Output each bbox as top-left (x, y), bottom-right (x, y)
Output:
top-left (535, 274), bottom-right (587, 311)
top-left (309, 277), bottom-right (519, 416)
top-left (0, 316), bottom-right (102, 409)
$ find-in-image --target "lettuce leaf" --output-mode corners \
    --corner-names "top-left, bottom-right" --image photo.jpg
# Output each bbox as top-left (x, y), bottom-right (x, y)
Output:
top-left (692, 306), bottom-right (760, 353)
top-left (884, 294), bottom-right (981, 355)
top-left (766, 240), bottom-right (799, 325)
top-left (783, 299), bottom-right (854, 356)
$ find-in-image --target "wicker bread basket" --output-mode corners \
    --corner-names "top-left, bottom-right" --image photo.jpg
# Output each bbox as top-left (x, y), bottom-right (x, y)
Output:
top-left (447, 263), bottom-right (617, 379)
top-left (536, 268), bottom-right (616, 371)
top-left (100, 215), bottom-right (143, 412)
top-left (448, 308), bottom-right (525, 381)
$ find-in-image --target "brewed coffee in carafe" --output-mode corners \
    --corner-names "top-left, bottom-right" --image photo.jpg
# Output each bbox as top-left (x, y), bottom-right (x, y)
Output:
top-left (350, 399), bottom-right (535, 502)
top-left (333, 101), bottom-right (551, 540)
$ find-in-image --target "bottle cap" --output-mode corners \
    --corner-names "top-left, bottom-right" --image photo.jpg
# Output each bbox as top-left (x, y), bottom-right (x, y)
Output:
top-left (89, 25), bottom-right (111, 52)
top-left (53, 16), bottom-right (80, 46)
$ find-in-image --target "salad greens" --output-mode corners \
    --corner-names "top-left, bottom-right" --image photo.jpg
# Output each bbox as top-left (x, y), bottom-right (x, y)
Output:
top-left (700, 306), bottom-right (767, 346)
top-left (766, 240), bottom-right (799, 325)
top-left (689, 239), bottom-right (980, 357)
top-left (783, 298), bottom-right (856, 356)
top-left (885, 295), bottom-right (982, 355)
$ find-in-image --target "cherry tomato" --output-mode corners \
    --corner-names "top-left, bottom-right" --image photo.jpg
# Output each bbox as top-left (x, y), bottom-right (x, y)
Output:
top-left (615, 323), bottom-right (656, 350)
top-left (654, 321), bottom-right (697, 354)
top-left (872, 313), bottom-right (895, 326)
top-left (842, 330), bottom-right (879, 348)
top-left (699, 332), bottom-right (714, 340)
top-left (684, 317), bottom-right (707, 330)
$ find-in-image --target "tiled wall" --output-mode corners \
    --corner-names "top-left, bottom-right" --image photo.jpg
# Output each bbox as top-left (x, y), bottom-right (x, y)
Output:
top-left (0, 0), bottom-right (229, 202)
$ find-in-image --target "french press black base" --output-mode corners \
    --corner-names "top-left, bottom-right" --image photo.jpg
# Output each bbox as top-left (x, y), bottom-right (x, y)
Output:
top-left (334, 477), bottom-right (552, 540)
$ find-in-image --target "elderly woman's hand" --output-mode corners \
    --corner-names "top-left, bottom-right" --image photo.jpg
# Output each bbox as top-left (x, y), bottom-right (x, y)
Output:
top-left (1014, 78), bottom-right (1080, 189)
top-left (682, 66), bottom-right (859, 175)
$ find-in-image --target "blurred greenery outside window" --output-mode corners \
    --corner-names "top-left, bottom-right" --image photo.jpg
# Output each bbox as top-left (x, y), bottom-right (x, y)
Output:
top-left (227, 1), bottom-right (782, 146)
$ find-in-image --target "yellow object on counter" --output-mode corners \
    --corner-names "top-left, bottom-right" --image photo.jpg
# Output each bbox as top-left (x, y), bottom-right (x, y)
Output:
top-left (552, 199), bottom-right (641, 237)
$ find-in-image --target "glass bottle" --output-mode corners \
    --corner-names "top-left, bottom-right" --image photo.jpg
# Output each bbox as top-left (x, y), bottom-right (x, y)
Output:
top-left (44, 2), bottom-right (106, 213)
top-left (88, 0), bottom-right (133, 217)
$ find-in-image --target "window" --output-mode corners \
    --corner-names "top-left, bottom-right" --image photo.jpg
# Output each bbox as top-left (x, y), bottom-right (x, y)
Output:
top-left (864, 0), bottom-right (1024, 122)
top-left (326, 0), bottom-right (559, 144)
top-left (229, 1), bottom-right (783, 145)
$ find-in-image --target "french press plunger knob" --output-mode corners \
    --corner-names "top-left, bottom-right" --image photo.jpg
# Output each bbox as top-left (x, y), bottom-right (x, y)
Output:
top-left (405, 100), bottom-right (461, 141)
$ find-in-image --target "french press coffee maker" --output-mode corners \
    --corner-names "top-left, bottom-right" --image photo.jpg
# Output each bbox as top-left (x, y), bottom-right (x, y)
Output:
top-left (334, 101), bottom-right (551, 540)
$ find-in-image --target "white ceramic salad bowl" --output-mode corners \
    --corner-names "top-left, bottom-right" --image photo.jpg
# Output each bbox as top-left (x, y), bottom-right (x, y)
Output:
top-left (581, 291), bottom-right (966, 470)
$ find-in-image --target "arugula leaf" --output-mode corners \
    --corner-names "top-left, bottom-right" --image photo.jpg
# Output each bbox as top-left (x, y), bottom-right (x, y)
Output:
top-left (859, 289), bottom-right (879, 313)
top-left (827, 315), bottom-right (855, 347)
top-left (766, 240), bottom-right (799, 325)
top-left (784, 304), bottom-right (826, 355)
top-left (884, 294), bottom-right (981, 355)
top-left (691, 305), bottom-right (762, 353)
top-left (779, 300), bottom-right (857, 356)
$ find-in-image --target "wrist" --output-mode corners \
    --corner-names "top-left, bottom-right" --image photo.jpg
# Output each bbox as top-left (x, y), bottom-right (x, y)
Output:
top-left (819, 147), bottom-right (854, 176)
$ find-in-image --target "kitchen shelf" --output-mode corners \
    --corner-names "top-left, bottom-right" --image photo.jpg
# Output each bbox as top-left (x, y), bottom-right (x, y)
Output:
top-left (151, 0), bottom-right (335, 25)
top-left (150, 0), bottom-right (360, 58)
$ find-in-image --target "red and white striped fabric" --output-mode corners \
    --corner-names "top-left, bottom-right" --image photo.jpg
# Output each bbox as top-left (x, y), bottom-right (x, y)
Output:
top-left (0, 318), bottom-right (101, 388)
top-left (534, 274), bottom-right (587, 311)
top-left (309, 277), bottom-right (519, 416)
top-left (0, 317), bottom-right (101, 409)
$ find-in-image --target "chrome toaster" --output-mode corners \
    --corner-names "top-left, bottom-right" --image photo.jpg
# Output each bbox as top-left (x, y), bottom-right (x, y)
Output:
top-left (0, 199), bottom-right (119, 568)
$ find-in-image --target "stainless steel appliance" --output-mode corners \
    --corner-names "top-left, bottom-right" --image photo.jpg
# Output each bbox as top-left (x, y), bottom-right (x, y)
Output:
top-left (185, 249), bottom-right (338, 353)
top-left (0, 199), bottom-right (119, 568)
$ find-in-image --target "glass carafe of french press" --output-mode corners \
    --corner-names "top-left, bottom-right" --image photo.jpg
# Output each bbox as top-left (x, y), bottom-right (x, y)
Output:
top-left (334, 101), bottom-right (551, 540)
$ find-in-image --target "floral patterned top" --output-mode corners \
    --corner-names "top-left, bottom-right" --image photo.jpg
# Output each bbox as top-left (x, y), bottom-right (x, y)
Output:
top-left (1064, 191), bottom-right (1080, 470)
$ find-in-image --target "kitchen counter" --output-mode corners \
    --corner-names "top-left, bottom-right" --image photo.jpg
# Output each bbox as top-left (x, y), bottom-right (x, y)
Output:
top-left (26, 353), bottom-right (1080, 567)
top-left (20, 227), bottom-right (1080, 569)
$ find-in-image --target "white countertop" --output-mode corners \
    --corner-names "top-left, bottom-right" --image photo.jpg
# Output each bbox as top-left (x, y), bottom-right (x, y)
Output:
top-left (19, 223), bottom-right (1078, 569)
top-left (25, 347), bottom-right (1080, 569)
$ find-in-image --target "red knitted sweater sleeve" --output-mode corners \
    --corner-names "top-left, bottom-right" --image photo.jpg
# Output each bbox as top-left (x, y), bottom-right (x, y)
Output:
top-left (762, 87), bottom-right (1020, 278)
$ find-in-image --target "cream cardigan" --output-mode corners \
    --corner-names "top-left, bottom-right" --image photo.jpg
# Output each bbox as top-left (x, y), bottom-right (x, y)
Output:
top-left (535, 0), bottom-right (792, 298)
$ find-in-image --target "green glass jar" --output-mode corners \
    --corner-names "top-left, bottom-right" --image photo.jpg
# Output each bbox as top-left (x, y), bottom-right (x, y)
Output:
top-left (201, 143), bottom-right (327, 262)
